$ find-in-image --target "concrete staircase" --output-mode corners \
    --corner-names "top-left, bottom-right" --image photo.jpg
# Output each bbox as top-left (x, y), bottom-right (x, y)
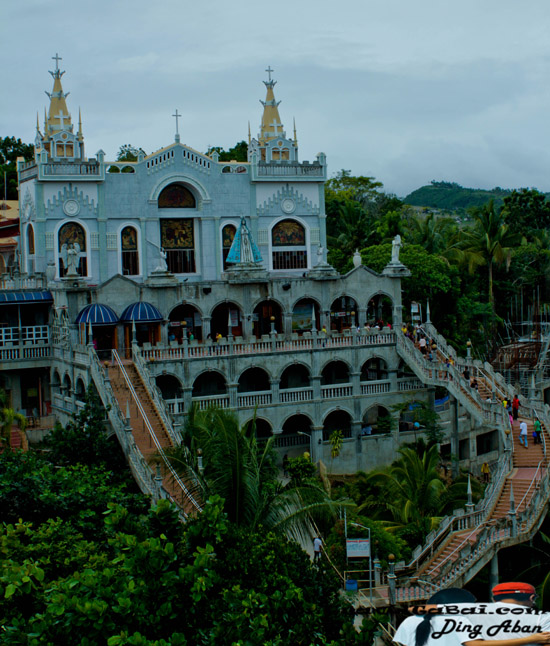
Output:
top-left (108, 357), bottom-right (201, 517)
top-left (390, 326), bottom-right (550, 603)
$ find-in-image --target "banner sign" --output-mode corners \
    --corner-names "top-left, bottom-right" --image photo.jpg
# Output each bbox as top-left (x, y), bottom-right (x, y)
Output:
top-left (346, 539), bottom-right (370, 558)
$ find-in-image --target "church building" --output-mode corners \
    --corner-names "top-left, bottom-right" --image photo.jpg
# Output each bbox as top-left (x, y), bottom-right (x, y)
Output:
top-left (2, 56), bottom-right (495, 474)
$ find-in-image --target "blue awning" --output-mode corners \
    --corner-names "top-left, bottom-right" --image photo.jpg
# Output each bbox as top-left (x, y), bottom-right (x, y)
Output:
top-left (120, 302), bottom-right (163, 322)
top-left (0, 290), bottom-right (53, 304)
top-left (75, 303), bottom-right (119, 325)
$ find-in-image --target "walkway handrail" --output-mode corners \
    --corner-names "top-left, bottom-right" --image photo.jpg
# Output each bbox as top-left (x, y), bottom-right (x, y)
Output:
top-left (88, 347), bottom-right (161, 500)
top-left (112, 350), bottom-right (202, 515)
top-left (131, 344), bottom-right (181, 446)
top-left (516, 460), bottom-right (545, 515)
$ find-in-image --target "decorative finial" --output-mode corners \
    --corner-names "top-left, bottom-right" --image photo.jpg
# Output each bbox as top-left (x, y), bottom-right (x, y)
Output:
top-left (173, 109), bottom-right (181, 143)
top-left (36, 112), bottom-right (40, 132)
top-left (248, 121), bottom-right (251, 145)
top-left (293, 117), bottom-right (297, 142)
top-left (265, 65), bottom-right (274, 82)
top-left (78, 107), bottom-right (83, 136)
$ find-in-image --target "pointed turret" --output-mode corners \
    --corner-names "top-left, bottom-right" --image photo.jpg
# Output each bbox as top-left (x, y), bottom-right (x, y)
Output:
top-left (248, 67), bottom-right (299, 164)
top-left (36, 54), bottom-right (85, 161)
top-left (45, 53), bottom-right (72, 136)
top-left (259, 66), bottom-right (285, 142)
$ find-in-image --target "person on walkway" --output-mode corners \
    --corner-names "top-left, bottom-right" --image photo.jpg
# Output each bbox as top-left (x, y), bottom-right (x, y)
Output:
top-left (481, 462), bottom-right (490, 484)
top-left (419, 336), bottom-right (427, 355)
top-left (534, 418), bottom-right (542, 445)
top-left (313, 536), bottom-right (322, 562)
top-left (512, 395), bottom-right (520, 421)
top-left (519, 420), bottom-right (528, 448)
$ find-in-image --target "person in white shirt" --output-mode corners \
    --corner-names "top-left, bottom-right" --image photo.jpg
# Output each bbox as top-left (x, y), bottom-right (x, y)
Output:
top-left (520, 421), bottom-right (529, 448)
top-left (313, 536), bottom-right (322, 562)
top-left (393, 587), bottom-right (550, 646)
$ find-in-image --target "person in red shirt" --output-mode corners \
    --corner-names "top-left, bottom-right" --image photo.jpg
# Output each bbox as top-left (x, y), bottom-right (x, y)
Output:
top-left (512, 395), bottom-right (520, 421)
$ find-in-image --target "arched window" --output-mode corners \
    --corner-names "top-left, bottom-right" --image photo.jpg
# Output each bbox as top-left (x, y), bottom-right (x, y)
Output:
top-left (121, 226), bottom-right (139, 275)
top-left (158, 183), bottom-right (196, 208)
top-left (58, 222), bottom-right (87, 277)
top-left (160, 219), bottom-right (196, 273)
top-left (271, 219), bottom-right (307, 270)
top-left (222, 224), bottom-right (236, 270)
top-left (27, 225), bottom-right (35, 274)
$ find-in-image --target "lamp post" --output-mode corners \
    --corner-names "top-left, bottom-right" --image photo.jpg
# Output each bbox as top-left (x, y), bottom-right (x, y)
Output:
top-left (349, 521), bottom-right (373, 605)
top-left (466, 339), bottom-right (472, 359)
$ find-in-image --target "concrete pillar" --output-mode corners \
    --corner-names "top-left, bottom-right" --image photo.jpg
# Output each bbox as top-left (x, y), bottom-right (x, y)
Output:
top-left (283, 313), bottom-right (293, 338)
top-left (202, 316), bottom-right (212, 339)
top-left (450, 395), bottom-right (459, 478)
top-left (489, 553), bottom-right (499, 595)
top-left (350, 371), bottom-right (361, 397)
top-left (393, 304), bottom-right (403, 328)
top-left (311, 425), bottom-right (323, 463)
top-left (160, 322), bottom-right (169, 346)
top-left (312, 375), bottom-right (322, 400)
top-left (228, 382), bottom-right (238, 409)
top-left (270, 378), bottom-right (280, 404)
top-left (242, 314), bottom-right (253, 340)
top-left (183, 386), bottom-right (193, 413)
top-left (358, 307), bottom-right (367, 327)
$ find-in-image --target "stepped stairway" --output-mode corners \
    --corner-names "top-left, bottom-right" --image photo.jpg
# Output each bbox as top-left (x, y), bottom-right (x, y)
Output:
top-left (386, 325), bottom-right (550, 604)
top-left (89, 347), bottom-right (202, 518)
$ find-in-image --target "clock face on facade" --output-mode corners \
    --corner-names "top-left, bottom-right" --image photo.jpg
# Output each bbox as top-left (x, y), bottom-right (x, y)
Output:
top-left (281, 198), bottom-right (295, 214)
top-left (63, 199), bottom-right (80, 216)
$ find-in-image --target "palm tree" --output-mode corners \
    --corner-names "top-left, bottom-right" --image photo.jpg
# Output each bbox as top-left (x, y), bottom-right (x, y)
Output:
top-left (0, 389), bottom-right (27, 449)
top-left (364, 443), bottom-right (473, 540)
top-left (165, 406), bottom-right (340, 541)
top-left (458, 201), bottom-right (521, 308)
top-left (407, 213), bottom-right (457, 256)
top-left (327, 202), bottom-right (374, 257)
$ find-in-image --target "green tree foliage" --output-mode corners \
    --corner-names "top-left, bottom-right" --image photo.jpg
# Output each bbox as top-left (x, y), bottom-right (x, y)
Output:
top-left (0, 136), bottom-right (34, 199)
top-left (44, 385), bottom-right (126, 472)
top-left (169, 407), bottom-right (338, 541)
top-left (116, 144), bottom-right (146, 162)
top-left (286, 455), bottom-right (316, 484)
top-left (364, 444), bottom-right (477, 544)
top-left (209, 140), bottom-right (248, 162)
top-left (458, 200), bottom-right (522, 309)
top-left (0, 389), bottom-right (27, 449)
top-left (405, 180), bottom-right (512, 211)
top-left (501, 188), bottom-right (550, 234)
top-left (0, 449), bottom-right (363, 646)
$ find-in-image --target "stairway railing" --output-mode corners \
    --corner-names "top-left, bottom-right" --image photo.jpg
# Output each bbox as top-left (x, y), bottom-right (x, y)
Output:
top-left (88, 347), bottom-right (163, 501)
top-left (131, 344), bottom-right (181, 446)
top-left (392, 324), bottom-right (550, 596)
top-left (111, 349), bottom-right (202, 515)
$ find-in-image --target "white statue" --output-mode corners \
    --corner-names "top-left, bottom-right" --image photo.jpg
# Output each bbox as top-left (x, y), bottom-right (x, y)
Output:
top-left (353, 249), bottom-right (361, 268)
top-left (60, 242), bottom-right (81, 276)
top-left (391, 234), bottom-right (402, 264)
top-left (316, 245), bottom-right (327, 266)
top-left (153, 247), bottom-right (168, 273)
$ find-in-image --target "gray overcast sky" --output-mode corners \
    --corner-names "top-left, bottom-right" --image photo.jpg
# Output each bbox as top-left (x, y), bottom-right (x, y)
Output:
top-left (3, 0), bottom-right (550, 196)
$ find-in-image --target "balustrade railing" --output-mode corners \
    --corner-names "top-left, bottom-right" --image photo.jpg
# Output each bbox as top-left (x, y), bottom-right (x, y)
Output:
top-left (132, 344), bottom-right (181, 446)
top-left (141, 331), bottom-right (397, 362)
top-left (112, 349), bottom-right (202, 515)
top-left (88, 348), bottom-right (164, 503)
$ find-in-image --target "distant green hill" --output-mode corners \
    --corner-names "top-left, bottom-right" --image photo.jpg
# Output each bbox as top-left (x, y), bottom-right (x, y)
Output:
top-left (404, 181), bottom-right (512, 211)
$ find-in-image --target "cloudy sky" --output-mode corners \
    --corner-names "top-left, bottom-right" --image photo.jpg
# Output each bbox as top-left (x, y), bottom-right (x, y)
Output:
top-left (3, 0), bottom-right (550, 196)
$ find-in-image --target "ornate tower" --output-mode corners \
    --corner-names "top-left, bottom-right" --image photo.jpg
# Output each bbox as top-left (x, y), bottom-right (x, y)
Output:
top-left (248, 67), bottom-right (299, 163)
top-left (35, 53), bottom-right (85, 161)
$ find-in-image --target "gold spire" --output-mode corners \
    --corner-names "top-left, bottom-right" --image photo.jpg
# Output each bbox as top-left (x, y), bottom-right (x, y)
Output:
top-left (44, 53), bottom-right (72, 136)
top-left (77, 108), bottom-right (83, 140)
top-left (259, 66), bottom-right (285, 142)
top-left (36, 112), bottom-right (40, 132)
top-left (293, 117), bottom-right (297, 144)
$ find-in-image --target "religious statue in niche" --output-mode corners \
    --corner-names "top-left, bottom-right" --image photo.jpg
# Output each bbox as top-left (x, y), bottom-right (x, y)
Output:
top-left (161, 219), bottom-right (194, 249)
top-left (272, 219), bottom-right (305, 246)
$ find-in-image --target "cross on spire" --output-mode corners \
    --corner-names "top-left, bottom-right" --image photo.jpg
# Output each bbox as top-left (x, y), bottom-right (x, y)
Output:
top-left (172, 109), bottom-right (181, 134)
top-left (54, 110), bottom-right (68, 128)
top-left (265, 66), bottom-right (274, 82)
top-left (52, 53), bottom-right (62, 71)
top-left (172, 109), bottom-right (181, 143)
top-left (270, 118), bottom-right (282, 134)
